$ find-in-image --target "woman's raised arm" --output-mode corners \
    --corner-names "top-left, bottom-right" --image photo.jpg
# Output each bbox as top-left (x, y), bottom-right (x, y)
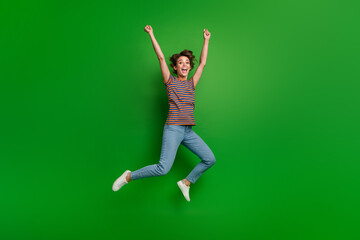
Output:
top-left (144, 25), bottom-right (170, 84)
top-left (193, 29), bottom-right (211, 89)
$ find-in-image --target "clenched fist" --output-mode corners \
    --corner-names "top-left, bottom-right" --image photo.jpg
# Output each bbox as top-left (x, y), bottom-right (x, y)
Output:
top-left (203, 29), bottom-right (211, 40)
top-left (144, 25), bottom-right (153, 34)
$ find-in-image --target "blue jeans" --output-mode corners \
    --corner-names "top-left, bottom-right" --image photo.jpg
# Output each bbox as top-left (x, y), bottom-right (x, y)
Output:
top-left (130, 124), bottom-right (216, 183)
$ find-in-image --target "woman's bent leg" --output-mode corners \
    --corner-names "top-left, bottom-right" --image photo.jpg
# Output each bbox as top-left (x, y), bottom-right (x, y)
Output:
top-left (130, 125), bottom-right (184, 181)
top-left (181, 129), bottom-right (216, 184)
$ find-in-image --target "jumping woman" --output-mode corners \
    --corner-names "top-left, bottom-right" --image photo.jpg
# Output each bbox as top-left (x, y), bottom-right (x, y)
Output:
top-left (112, 25), bottom-right (216, 202)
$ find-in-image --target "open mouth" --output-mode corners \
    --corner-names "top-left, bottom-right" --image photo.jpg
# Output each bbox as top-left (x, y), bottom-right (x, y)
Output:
top-left (181, 68), bottom-right (187, 74)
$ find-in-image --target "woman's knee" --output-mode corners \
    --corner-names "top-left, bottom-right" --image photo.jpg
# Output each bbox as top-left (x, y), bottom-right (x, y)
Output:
top-left (159, 169), bottom-right (171, 176)
top-left (210, 156), bottom-right (216, 166)
top-left (205, 155), bottom-right (216, 166)
top-left (155, 164), bottom-right (171, 176)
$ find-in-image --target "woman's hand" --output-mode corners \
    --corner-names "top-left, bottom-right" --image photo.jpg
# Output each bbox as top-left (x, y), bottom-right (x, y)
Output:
top-left (203, 29), bottom-right (211, 40)
top-left (144, 25), bottom-right (153, 35)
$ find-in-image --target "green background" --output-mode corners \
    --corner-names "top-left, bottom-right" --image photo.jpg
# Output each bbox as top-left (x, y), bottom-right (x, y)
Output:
top-left (1, 0), bottom-right (359, 239)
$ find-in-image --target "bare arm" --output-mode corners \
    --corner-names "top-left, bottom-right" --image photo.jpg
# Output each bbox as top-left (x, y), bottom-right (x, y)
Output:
top-left (193, 29), bottom-right (211, 89)
top-left (144, 25), bottom-right (170, 84)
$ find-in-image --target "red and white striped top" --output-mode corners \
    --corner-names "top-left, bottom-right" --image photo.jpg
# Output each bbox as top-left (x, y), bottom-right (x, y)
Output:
top-left (164, 74), bottom-right (196, 125)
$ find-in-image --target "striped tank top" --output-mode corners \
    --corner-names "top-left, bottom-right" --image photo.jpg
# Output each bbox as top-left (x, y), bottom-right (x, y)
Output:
top-left (164, 74), bottom-right (196, 125)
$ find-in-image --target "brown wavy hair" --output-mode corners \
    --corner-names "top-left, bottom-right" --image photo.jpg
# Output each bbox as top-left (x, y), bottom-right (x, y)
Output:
top-left (169, 49), bottom-right (198, 75)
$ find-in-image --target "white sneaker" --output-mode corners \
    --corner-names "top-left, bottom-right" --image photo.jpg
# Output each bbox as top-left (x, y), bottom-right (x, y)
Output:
top-left (177, 180), bottom-right (190, 202)
top-left (112, 170), bottom-right (131, 191)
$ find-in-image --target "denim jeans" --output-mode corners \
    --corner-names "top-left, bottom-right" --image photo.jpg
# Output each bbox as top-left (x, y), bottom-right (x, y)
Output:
top-left (130, 124), bottom-right (216, 183)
